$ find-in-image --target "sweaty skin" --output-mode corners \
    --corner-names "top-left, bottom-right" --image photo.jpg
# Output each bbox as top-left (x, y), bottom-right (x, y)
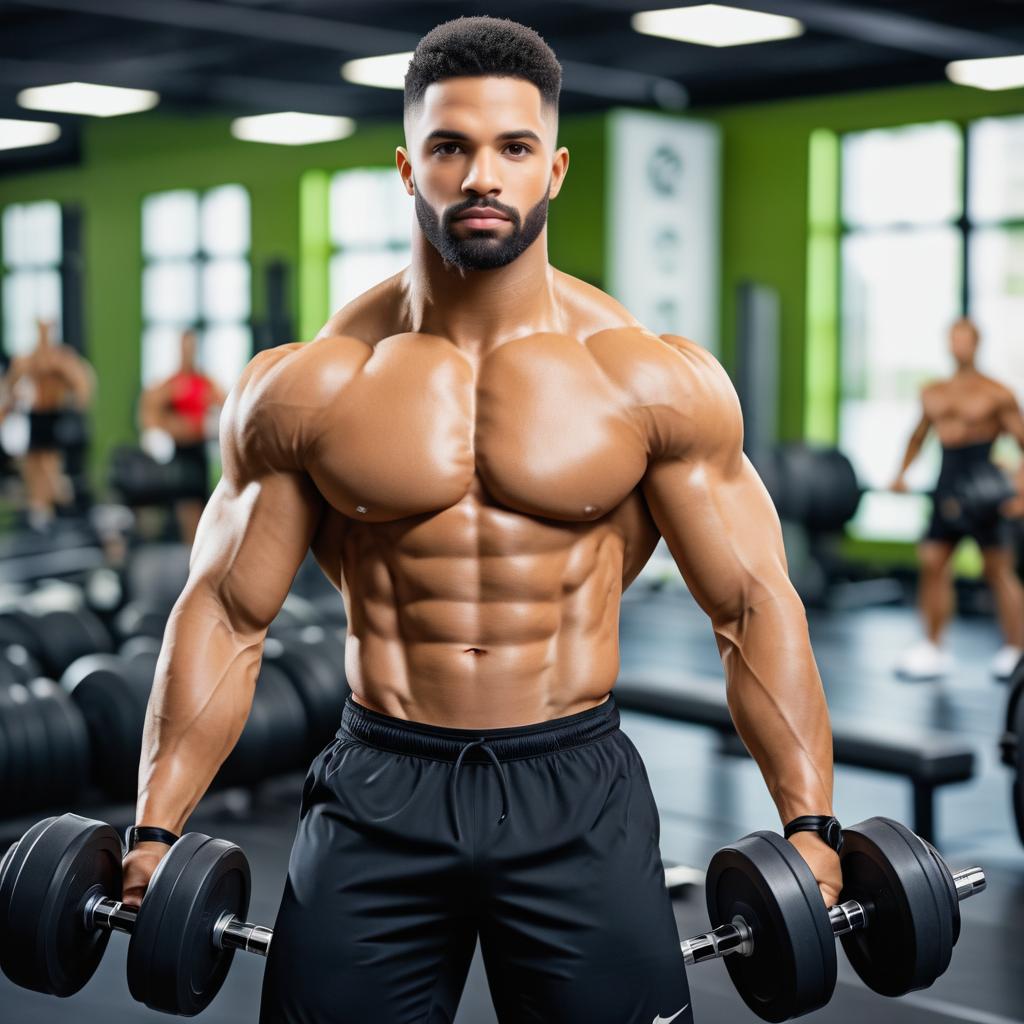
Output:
top-left (892, 319), bottom-right (1024, 647)
top-left (125, 74), bottom-right (839, 908)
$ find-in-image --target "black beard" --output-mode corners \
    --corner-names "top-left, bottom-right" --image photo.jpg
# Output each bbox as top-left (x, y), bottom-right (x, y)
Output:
top-left (414, 189), bottom-right (550, 271)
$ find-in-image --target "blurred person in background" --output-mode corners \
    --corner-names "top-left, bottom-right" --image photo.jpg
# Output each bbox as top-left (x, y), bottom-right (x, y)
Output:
top-left (138, 328), bottom-right (225, 545)
top-left (0, 318), bottom-right (95, 531)
top-left (891, 316), bottom-right (1024, 680)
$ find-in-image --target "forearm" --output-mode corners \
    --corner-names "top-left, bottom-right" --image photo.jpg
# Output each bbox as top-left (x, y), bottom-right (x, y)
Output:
top-left (898, 435), bottom-right (924, 476)
top-left (714, 589), bottom-right (834, 823)
top-left (135, 584), bottom-right (266, 833)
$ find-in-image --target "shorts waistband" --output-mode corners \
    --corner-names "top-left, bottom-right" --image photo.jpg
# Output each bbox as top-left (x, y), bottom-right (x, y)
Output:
top-left (339, 693), bottom-right (619, 763)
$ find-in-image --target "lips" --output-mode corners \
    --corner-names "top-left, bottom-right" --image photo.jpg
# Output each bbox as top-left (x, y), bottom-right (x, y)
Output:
top-left (454, 208), bottom-right (509, 221)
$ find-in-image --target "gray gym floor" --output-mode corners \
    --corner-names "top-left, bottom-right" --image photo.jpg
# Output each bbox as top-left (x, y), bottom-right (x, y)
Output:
top-left (2, 595), bottom-right (1021, 1023)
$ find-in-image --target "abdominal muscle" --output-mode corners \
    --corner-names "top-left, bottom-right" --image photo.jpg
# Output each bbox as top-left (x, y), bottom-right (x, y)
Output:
top-left (314, 487), bottom-right (647, 729)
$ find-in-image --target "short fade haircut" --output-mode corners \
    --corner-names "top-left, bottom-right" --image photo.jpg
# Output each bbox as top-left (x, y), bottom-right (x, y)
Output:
top-left (404, 16), bottom-right (562, 116)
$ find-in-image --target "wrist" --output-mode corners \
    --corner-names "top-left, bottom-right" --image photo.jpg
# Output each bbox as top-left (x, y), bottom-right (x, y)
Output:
top-left (124, 825), bottom-right (180, 852)
top-left (784, 814), bottom-right (843, 854)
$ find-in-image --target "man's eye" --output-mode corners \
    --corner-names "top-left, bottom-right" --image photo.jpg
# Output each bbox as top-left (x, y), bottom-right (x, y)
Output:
top-left (506, 143), bottom-right (529, 156)
top-left (434, 143), bottom-right (462, 155)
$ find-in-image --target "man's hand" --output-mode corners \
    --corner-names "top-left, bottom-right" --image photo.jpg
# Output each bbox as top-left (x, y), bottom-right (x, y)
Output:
top-left (889, 475), bottom-right (908, 494)
top-left (787, 831), bottom-right (842, 908)
top-left (121, 842), bottom-right (173, 908)
top-left (1002, 466), bottom-right (1024, 519)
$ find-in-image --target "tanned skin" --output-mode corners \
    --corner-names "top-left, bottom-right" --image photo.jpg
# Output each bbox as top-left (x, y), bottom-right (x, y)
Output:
top-left (892, 318), bottom-right (1024, 647)
top-left (138, 330), bottom-right (226, 544)
top-left (123, 75), bottom-right (840, 910)
top-left (0, 319), bottom-right (94, 520)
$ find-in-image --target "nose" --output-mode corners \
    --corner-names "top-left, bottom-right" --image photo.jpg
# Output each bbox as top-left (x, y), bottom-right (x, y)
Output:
top-left (462, 148), bottom-right (502, 198)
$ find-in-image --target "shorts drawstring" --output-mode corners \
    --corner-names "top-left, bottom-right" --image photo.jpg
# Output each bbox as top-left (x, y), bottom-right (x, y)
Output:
top-left (450, 737), bottom-right (511, 842)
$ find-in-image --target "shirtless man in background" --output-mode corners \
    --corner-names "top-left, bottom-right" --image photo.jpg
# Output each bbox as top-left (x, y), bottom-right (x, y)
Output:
top-left (892, 316), bottom-right (1024, 680)
top-left (139, 329), bottom-right (225, 544)
top-left (122, 17), bottom-right (839, 1024)
top-left (0, 319), bottom-right (94, 530)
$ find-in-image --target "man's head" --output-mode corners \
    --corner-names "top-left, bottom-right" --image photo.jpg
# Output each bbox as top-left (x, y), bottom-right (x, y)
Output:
top-left (397, 16), bottom-right (569, 272)
top-left (950, 316), bottom-right (979, 367)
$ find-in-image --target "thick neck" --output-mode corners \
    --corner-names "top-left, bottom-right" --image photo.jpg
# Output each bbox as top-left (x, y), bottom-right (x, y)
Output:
top-left (401, 226), bottom-right (563, 356)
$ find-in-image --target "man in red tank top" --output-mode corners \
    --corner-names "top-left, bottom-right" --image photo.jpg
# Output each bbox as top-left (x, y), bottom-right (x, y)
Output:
top-left (138, 329), bottom-right (226, 544)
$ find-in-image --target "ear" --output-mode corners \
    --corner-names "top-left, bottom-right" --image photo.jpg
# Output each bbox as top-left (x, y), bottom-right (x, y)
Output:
top-left (396, 146), bottom-right (415, 196)
top-left (549, 147), bottom-right (570, 200)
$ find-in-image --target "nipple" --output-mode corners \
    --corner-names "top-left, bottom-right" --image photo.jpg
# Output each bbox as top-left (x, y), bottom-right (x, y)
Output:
top-left (355, 505), bottom-right (368, 515)
top-left (583, 505), bottom-right (599, 516)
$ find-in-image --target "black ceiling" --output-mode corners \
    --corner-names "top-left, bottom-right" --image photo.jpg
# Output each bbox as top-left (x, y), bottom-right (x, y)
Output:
top-left (2, 0), bottom-right (1024, 172)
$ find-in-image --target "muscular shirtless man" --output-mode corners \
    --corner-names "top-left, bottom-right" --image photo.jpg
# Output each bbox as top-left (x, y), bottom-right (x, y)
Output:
top-left (138, 329), bottom-right (226, 544)
top-left (892, 316), bottom-right (1024, 680)
top-left (0, 319), bottom-right (94, 530)
top-left (122, 18), bottom-right (839, 1024)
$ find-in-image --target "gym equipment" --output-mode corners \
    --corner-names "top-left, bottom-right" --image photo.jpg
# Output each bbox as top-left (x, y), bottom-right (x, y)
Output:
top-left (678, 816), bottom-right (985, 1022)
top-left (0, 677), bottom-right (91, 817)
top-left (0, 597), bottom-right (112, 678)
top-left (60, 654), bottom-right (152, 801)
top-left (765, 444), bottom-right (862, 534)
top-left (0, 813), bottom-right (267, 1015)
top-left (109, 445), bottom-right (208, 508)
top-left (999, 653), bottom-right (1024, 845)
top-left (949, 460), bottom-right (1016, 530)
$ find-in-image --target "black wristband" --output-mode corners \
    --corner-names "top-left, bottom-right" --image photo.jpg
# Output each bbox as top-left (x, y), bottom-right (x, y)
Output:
top-left (783, 815), bottom-right (844, 854)
top-left (124, 825), bottom-right (180, 851)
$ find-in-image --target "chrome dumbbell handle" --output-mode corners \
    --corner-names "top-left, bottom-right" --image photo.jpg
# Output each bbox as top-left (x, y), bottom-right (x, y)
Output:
top-left (82, 892), bottom-right (274, 957)
top-left (680, 866), bottom-right (985, 966)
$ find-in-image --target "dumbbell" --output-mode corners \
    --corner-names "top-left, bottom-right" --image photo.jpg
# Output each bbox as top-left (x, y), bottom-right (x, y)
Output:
top-left (0, 813), bottom-right (272, 1016)
top-left (677, 817), bottom-right (985, 1021)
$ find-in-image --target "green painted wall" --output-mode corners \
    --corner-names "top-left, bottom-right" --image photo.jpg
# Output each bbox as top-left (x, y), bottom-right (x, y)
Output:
top-left (0, 111), bottom-right (607, 490)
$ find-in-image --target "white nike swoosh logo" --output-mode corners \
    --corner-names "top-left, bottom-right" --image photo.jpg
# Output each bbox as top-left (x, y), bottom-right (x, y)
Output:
top-left (653, 1005), bottom-right (689, 1024)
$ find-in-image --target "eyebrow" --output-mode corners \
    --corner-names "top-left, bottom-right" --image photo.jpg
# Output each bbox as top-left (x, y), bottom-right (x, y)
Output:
top-left (424, 129), bottom-right (542, 144)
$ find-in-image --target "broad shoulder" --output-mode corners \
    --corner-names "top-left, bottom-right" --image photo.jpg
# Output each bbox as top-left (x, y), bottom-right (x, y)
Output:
top-left (222, 336), bottom-right (372, 471)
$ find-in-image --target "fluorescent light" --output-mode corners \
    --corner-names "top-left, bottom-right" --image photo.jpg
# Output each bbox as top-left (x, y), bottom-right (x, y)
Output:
top-left (0, 118), bottom-right (61, 151)
top-left (632, 4), bottom-right (803, 47)
top-left (341, 51), bottom-right (414, 90)
top-left (17, 82), bottom-right (159, 117)
top-left (231, 112), bottom-right (356, 146)
top-left (947, 55), bottom-right (1024, 91)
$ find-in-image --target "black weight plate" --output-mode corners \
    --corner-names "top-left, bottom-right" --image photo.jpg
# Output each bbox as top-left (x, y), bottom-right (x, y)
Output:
top-left (264, 634), bottom-right (346, 754)
top-left (119, 634), bottom-right (162, 667)
top-left (706, 831), bottom-right (836, 1022)
top-left (127, 833), bottom-right (251, 1015)
top-left (1012, 685), bottom-right (1024, 846)
top-left (2, 643), bottom-right (43, 685)
top-left (0, 814), bottom-right (122, 996)
top-left (26, 679), bottom-right (88, 809)
top-left (60, 654), bottom-right (148, 801)
top-left (114, 600), bottom-right (169, 644)
top-left (33, 608), bottom-right (113, 677)
top-left (0, 611), bottom-right (44, 661)
top-left (0, 683), bottom-right (32, 815)
top-left (839, 817), bottom-right (954, 997)
top-left (15, 688), bottom-right (53, 814)
top-left (921, 838), bottom-right (961, 947)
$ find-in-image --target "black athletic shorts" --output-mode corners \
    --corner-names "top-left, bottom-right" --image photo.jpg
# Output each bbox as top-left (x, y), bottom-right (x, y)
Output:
top-left (171, 441), bottom-right (209, 500)
top-left (260, 693), bottom-right (692, 1024)
top-left (27, 410), bottom-right (59, 452)
top-left (924, 441), bottom-right (1008, 550)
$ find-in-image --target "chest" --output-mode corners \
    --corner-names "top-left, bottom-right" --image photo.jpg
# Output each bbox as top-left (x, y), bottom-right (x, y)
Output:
top-left (307, 334), bottom-right (650, 523)
top-left (925, 384), bottom-right (999, 428)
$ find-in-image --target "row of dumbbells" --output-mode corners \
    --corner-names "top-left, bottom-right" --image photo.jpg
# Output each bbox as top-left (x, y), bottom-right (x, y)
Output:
top-left (0, 560), bottom-right (348, 820)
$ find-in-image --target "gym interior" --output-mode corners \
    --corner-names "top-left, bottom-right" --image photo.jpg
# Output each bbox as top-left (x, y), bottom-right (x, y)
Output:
top-left (1, 2), bottom-right (1023, 1022)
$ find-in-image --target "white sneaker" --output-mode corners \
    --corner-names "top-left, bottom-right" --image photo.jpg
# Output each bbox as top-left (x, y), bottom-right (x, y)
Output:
top-left (990, 645), bottom-right (1023, 682)
top-left (895, 641), bottom-right (953, 680)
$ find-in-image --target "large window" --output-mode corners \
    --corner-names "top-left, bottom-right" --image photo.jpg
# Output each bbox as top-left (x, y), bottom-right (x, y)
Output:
top-left (837, 117), bottom-right (1024, 542)
top-left (141, 185), bottom-right (251, 394)
top-left (1, 200), bottom-right (63, 357)
top-left (328, 168), bottom-right (411, 311)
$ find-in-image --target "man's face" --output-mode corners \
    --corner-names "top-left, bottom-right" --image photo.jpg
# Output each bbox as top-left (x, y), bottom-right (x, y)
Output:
top-left (950, 320), bottom-right (978, 364)
top-left (399, 76), bottom-right (568, 271)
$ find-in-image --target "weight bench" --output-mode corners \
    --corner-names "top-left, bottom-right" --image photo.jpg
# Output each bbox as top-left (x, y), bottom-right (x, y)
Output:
top-left (615, 671), bottom-right (976, 843)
